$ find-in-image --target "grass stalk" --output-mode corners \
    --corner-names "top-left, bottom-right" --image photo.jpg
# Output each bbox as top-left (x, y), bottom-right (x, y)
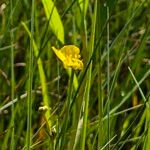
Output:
top-left (106, 5), bottom-right (110, 150)
top-left (21, 21), bottom-right (51, 130)
top-left (0, 0), bottom-right (149, 149)
top-left (81, 0), bottom-right (93, 148)
top-left (81, 65), bottom-right (92, 150)
top-left (59, 70), bottom-right (74, 149)
top-left (128, 67), bottom-right (147, 103)
top-left (109, 68), bottom-right (150, 115)
top-left (128, 66), bottom-right (150, 149)
top-left (96, 1), bottom-right (104, 149)
top-left (26, 0), bottom-right (34, 149)
top-left (10, 0), bottom-right (15, 149)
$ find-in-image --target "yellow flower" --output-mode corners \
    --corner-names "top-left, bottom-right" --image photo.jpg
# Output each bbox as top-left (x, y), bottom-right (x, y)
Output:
top-left (52, 45), bottom-right (83, 70)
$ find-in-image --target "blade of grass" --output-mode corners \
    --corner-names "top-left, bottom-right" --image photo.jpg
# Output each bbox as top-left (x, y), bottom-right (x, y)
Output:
top-left (109, 68), bottom-right (150, 115)
top-left (96, 0), bottom-right (106, 149)
top-left (143, 96), bottom-right (150, 150)
top-left (58, 70), bottom-right (74, 149)
top-left (10, 0), bottom-right (15, 149)
top-left (26, 0), bottom-right (34, 149)
top-left (128, 67), bottom-right (147, 104)
top-left (42, 0), bottom-right (64, 44)
top-left (100, 135), bottom-right (117, 150)
top-left (70, 0), bottom-right (144, 114)
top-left (0, 0), bottom-right (20, 48)
top-left (2, 110), bottom-right (17, 149)
top-left (78, 0), bottom-right (89, 17)
top-left (81, 0), bottom-right (93, 148)
top-left (21, 22), bottom-right (52, 132)
top-left (37, 1), bottom-right (56, 59)
top-left (81, 63), bottom-right (92, 150)
top-left (109, 1), bottom-right (145, 51)
top-left (111, 106), bottom-right (145, 150)
top-left (106, 5), bottom-right (110, 150)
top-left (61, 0), bottom-right (77, 18)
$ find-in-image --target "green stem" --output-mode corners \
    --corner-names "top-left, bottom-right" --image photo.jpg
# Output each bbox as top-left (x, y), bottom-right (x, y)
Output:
top-left (81, 64), bottom-right (92, 150)
top-left (10, 0), bottom-right (15, 149)
top-left (21, 21), bottom-right (51, 131)
top-left (106, 5), bottom-right (110, 150)
top-left (26, 0), bottom-right (34, 149)
top-left (60, 70), bottom-right (74, 149)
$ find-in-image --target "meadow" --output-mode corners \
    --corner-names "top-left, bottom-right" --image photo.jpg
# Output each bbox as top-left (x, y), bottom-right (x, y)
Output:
top-left (0, 0), bottom-right (150, 149)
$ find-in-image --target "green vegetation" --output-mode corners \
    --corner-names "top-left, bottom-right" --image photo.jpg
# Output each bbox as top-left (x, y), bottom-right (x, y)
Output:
top-left (0, 0), bottom-right (150, 149)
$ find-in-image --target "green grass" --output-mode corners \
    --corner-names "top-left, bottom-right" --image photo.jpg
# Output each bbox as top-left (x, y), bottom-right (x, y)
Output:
top-left (0, 0), bottom-right (150, 149)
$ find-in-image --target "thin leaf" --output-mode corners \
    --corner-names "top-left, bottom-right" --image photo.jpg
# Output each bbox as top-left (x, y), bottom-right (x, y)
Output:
top-left (42, 0), bottom-right (64, 44)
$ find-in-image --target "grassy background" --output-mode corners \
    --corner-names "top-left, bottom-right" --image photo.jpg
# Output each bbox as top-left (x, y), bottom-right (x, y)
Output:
top-left (0, 0), bottom-right (150, 149)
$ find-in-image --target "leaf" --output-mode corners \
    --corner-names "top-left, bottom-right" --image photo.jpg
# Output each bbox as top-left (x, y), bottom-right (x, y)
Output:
top-left (42, 0), bottom-right (64, 44)
top-left (21, 22), bottom-right (52, 131)
top-left (78, 0), bottom-right (89, 17)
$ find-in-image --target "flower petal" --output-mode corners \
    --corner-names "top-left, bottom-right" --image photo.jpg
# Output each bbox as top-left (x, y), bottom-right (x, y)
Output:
top-left (52, 45), bottom-right (83, 70)
top-left (52, 46), bottom-right (66, 62)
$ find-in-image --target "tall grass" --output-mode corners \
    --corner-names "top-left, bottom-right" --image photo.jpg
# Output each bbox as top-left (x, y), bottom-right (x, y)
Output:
top-left (0, 0), bottom-right (150, 149)
top-left (10, 0), bottom-right (15, 149)
top-left (26, 0), bottom-right (34, 149)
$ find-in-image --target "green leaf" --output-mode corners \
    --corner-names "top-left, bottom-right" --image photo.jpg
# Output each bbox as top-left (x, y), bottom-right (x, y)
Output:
top-left (42, 0), bottom-right (64, 44)
top-left (78, 0), bottom-right (89, 17)
top-left (21, 22), bottom-right (52, 131)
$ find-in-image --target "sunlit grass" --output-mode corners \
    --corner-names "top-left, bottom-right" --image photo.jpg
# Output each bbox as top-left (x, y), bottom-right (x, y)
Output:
top-left (0, 0), bottom-right (149, 149)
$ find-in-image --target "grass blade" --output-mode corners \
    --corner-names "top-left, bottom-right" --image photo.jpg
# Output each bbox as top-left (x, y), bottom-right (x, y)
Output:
top-left (42, 0), bottom-right (64, 44)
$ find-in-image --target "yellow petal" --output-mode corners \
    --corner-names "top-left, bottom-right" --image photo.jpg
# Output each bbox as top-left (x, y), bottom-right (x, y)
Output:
top-left (52, 46), bottom-right (66, 62)
top-left (52, 45), bottom-right (83, 70)
top-left (61, 45), bottom-right (80, 56)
